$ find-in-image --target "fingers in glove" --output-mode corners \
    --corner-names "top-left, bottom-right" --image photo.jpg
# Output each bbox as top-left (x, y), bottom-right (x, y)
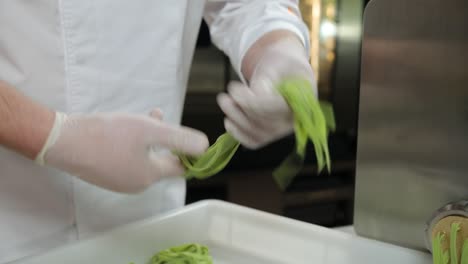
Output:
top-left (148, 122), bottom-right (209, 156)
top-left (115, 153), bottom-right (185, 193)
top-left (148, 152), bottom-right (186, 178)
top-left (224, 118), bottom-right (265, 150)
top-left (217, 93), bottom-right (268, 135)
top-left (228, 81), bottom-right (290, 119)
top-left (249, 78), bottom-right (292, 116)
top-left (227, 82), bottom-right (254, 108)
top-left (249, 75), bottom-right (276, 95)
top-left (226, 82), bottom-right (264, 121)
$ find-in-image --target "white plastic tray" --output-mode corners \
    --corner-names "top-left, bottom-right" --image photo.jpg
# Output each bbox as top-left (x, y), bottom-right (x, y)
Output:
top-left (17, 200), bottom-right (431, 264)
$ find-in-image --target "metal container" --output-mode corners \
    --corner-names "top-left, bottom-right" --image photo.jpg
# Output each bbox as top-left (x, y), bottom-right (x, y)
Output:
top-left (354, 0), bottom-right (468, 251)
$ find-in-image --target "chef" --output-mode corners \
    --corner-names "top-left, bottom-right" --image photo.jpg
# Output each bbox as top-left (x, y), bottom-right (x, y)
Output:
top-left (0, 1), bottom-right (315, 262)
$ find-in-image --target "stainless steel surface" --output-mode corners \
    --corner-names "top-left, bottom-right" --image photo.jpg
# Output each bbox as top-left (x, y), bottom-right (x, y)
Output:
top-left (424, 200), bottom-right (468, 252)
top-left (331, 0), bottom-right (363, 131)
top-left (300, 0), bottom-right (363, 131)
top-left (354, 0), bottom-right (468, 251)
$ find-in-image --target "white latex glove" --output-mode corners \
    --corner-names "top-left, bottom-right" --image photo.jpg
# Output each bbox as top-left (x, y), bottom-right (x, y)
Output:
top-left (35, 109), bottom-right (209, 193)
top-left (217, 35), bottom-right (316, 149)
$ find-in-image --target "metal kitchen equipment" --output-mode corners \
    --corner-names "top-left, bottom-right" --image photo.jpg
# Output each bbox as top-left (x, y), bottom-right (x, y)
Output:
top-left (424, 200), bottom-right (468, 252)
top-left (354, 0), bottom-right (468, 251)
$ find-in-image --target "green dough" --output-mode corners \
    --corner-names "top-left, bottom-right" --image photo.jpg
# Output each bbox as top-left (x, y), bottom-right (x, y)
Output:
top-left (129, 244), bottom-right (213, 264)
top-left (178, 78), bottom-right (335, 190)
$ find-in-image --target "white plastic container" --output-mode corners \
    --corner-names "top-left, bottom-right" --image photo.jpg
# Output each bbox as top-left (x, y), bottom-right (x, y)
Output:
top-left (17, 200), bottom-right (431, 264)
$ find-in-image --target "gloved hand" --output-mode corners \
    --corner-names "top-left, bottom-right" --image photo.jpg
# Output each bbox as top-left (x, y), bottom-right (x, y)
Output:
top-left (217, 33), bottom-right (316, 149)
top-left (35, 109), bottom-right (209, 193)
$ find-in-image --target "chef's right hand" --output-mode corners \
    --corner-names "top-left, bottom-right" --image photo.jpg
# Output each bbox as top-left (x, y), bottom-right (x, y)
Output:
top-left (35, 110), bottom-right (209, 193)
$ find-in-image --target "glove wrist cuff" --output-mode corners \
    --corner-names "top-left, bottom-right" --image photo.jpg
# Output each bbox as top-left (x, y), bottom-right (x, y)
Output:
top-left (35, 112), bottom-right (67, 166)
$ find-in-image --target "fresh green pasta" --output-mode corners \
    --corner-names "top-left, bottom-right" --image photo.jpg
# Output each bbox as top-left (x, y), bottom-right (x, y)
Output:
top-left (129, 243), bottom-right (213, 264)
top-left (433, 222), bottom-right (468, 264)
top-left (179, 133), bottom-right (240, 180)
top-left (273, 79), bottom-right (335, 189)
top-left (178, 78), bottom-right (335, 190)
top-left (149, 243), bottom-right (213, 264)
top-left (451, 223), bottom-right (461, 264)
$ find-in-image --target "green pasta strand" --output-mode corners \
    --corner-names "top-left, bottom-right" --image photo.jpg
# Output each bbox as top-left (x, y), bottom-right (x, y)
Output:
top-left (272, 152), bottom-right (304, 189)
top-left (451, 223), bottom-right (461, 264)
top-left (273, 79), bottom-right (335, 189)
top-left (433, 233), bottom-right (446, 264)
top-left (178, 78), bottom-right (335, 190)
top-left (445, 251), bottom-right (452, 264)
top-left (178, 133), bottom-right (240, 179)
top-left (149, 243), bottom-right (213, 264)
top-left (436, 232), bottom-right (450, 264)
top-left (461, 239), bottom-right (468, 264)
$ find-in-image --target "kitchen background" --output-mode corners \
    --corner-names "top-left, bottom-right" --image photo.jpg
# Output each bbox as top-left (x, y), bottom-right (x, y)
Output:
top-left (182, 0), bottom-right (369, 228)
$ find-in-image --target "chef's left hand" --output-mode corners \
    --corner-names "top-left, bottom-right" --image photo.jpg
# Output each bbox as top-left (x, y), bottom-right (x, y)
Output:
top-left (217, 31), bottom-right (317, 149)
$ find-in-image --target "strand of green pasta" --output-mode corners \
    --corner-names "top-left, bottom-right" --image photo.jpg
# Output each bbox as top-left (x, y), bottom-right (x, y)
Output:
top-left (178, 133), bottom-right (240, 180)
top-left (461, 239), bottom-right (468, 264)
top-left (433, 232), bottom-right (449, 264)
top-left (128, 243), bottom-right (213, 264)
top-left (451, 223), bottom-right (461, 264)
top-left (149, 243), bottom-right (213, 264)
top-left (177, 78), bottom-right (335, 189)
top-left (273, 79), bottom-right (335, 189)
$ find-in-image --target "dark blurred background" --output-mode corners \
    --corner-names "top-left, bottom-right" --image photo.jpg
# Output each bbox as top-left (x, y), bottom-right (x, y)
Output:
top-left (182, 0), bottom-right (367, 228)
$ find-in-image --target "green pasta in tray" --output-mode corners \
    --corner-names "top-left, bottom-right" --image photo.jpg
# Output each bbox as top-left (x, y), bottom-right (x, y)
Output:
top-left (149, 243), bottom-right (213, 264)
top-left (177, 78), bottom-right (335, 190)
top-left (130, 243), bottom-right (213, 264)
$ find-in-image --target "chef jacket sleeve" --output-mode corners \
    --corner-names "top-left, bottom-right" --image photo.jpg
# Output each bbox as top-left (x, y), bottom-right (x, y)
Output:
top-left (203, 0), bottom-right (311, 83)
